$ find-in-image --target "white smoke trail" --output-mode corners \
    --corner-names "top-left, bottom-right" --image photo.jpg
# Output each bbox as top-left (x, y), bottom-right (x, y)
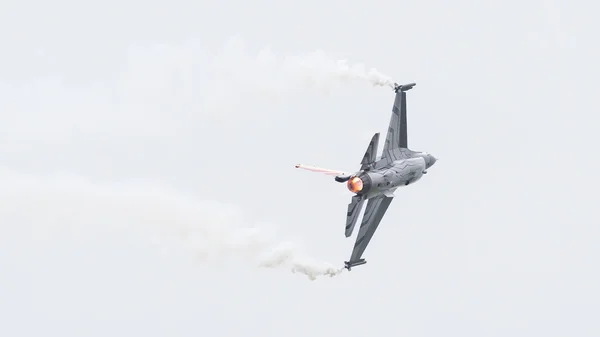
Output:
top-left (207, 37), bottom-right (396, 95)
top-left (104, 37), bottom-right (398, 131)
top-left (0, 169), bottom-right (344, 281)
top-left (281, 50), bottom-right (396, 89)
top-left (0, 38), bottom-right (393, 281)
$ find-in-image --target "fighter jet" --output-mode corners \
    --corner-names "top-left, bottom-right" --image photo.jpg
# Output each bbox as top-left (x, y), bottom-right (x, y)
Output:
top-left (295, 82), bottom-right (437, 270)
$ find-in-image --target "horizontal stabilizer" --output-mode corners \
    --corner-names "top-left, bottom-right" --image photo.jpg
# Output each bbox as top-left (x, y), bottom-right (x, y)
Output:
top-left (346, 195), bottom-right (365, 237)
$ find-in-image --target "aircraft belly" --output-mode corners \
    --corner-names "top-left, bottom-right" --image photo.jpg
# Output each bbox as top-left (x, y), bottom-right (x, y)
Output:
top-left (401, 157), bottom-right (426, 185)
top-left (364, 157), bottom-right (426, 196)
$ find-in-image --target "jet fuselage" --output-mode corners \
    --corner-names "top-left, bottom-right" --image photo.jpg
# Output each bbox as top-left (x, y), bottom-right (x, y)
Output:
top-left (347, 152), bottom-right (436, 199)
top-left (293, 82), bottom-right (438, 271)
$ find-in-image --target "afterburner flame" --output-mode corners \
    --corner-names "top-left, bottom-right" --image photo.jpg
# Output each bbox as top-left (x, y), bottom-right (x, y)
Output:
top-left (347, 176), bottom-right (363, 193)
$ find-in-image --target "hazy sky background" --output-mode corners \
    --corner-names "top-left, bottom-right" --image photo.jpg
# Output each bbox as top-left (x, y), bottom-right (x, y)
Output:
top-left (1, 0), bottom-right (599, 336)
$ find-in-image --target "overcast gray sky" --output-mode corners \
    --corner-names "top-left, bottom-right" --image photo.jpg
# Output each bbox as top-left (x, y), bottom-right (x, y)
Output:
top-left (1, 0), bottom-right (599, 336)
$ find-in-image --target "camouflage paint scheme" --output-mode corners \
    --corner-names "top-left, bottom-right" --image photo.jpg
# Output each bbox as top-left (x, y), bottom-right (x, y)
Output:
top-left (295, 83), bottom-right (437, 270)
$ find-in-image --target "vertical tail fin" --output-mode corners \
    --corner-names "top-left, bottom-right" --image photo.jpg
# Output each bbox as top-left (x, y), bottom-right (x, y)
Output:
top-left (360, 133), bottom-right (380, 170)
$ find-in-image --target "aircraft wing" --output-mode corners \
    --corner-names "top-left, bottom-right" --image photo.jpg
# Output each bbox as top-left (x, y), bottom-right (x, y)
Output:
top-left (382, 83), bottom-right (415, 160)
top-left (344, 194), bottom-right (394, 270)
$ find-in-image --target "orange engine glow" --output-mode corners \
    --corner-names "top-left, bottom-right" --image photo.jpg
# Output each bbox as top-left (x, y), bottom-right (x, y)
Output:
top-left (347, 176), bottom-right (364, 193)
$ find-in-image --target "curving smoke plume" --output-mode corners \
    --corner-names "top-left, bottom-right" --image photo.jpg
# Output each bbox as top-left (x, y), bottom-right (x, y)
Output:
top-left (215, 37), bottom-right (397, 92)
top-left (0, 169), bottom-right (344, 280)
top-left (0, 38), bottom-right (395, 281)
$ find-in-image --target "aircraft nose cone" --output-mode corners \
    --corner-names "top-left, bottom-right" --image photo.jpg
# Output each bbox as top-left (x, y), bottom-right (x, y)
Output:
top-left (426, 154), bottom-right (437, 168)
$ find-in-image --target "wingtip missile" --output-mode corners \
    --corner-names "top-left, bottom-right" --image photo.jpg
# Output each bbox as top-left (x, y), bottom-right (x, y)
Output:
top-left (344, 259), bottom-right (367, 271)
top-left (393, 83), bottom-right (416, 93)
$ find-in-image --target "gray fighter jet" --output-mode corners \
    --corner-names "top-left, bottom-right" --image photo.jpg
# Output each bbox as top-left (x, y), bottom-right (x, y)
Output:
top-left (295, 83), bottom-right (437, 270)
